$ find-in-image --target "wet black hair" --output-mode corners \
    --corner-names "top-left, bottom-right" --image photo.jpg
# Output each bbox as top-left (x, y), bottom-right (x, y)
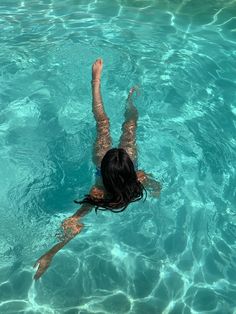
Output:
top-left (76, 148), bottom-right (146, 213)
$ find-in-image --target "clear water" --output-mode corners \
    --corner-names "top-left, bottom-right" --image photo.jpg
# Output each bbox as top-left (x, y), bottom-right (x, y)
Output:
top-left (0, 0), bottom-right (236, 313)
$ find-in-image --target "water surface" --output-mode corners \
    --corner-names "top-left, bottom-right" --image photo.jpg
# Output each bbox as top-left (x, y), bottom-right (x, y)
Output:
top-left (0, 0), bottom-right (236, 313)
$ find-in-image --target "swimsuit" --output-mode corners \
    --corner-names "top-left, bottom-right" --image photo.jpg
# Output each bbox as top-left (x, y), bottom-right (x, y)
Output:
top-left (95, 167), bottom-right (102, 177)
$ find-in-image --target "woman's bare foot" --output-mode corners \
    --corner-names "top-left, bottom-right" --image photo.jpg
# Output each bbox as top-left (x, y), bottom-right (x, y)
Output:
top-left (128, 85), bottom-right (140, 99)
top-left (92, 58), bottom-right (103, 82)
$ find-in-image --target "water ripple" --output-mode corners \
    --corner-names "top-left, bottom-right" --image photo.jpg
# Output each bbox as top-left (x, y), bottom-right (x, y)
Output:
top-left (1, 0), bottom-right (236, 313)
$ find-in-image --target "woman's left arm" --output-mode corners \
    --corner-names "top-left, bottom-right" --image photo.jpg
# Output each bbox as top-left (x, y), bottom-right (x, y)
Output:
top-left (137, 171), bottom-right (162, 197)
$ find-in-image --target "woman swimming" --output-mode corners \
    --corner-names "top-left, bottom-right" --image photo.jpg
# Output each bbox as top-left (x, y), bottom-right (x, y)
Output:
top-left (33, 59), bottom-right (161, 280)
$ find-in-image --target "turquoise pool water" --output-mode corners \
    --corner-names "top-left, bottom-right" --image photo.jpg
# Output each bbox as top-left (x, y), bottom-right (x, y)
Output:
top-left (0, 0), bottom-right (236, 313)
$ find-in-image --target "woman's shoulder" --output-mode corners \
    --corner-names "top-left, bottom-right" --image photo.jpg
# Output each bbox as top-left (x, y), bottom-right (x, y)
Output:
top-left (136, 170), bottom-right (148, 184)
top-left (90, 185), bottom-right (105, 199)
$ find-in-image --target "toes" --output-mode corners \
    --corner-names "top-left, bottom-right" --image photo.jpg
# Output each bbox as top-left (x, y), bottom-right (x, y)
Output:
top-left (92, 59), bottom-right (103, 73)
top-left (95, 58), bottom-right (102, 65)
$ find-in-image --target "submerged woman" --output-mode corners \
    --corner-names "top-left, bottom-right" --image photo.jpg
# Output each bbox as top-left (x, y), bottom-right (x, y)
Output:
top-left (34, 59), bottom-right (161, 280)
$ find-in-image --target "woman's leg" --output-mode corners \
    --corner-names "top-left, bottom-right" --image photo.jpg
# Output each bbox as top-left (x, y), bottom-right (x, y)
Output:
top-left (92, 59), bottom-right (112, 166)
top-left (118, 86), bottom-right (139, 163)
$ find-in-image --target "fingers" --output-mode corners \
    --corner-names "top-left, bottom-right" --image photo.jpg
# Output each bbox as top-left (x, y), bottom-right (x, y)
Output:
top-left (33, 260), bottom-right (50, 280)
top-left (34, 270), bottom-right (41, 280)
top-left (33, 258), bottom-right (43, 280)
top-left (150, 191), bottom-right (160, 198)
top-left (34, 267), bottom-right (43, 280)
top-left (33, 261), bottom-right (42, 280)
top-left (33, 260), bottom-right (39, 268)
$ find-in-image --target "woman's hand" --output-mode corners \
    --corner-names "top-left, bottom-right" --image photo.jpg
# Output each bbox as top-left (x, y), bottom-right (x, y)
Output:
top-left (34, 253), bottom-right (53, 280)
top-left (33, 206), bottom-right (89, 280)
top-left (150, 189), bottom-right (161, 198)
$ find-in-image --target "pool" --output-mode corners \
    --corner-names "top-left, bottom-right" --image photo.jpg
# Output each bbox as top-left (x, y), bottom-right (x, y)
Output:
top-left (0, 0), bottom-right (236, 313)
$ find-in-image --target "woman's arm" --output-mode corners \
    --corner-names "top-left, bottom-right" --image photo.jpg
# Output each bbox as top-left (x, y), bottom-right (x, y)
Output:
top-left (34, 230), bottom-right (79, 280)
top-left (33, 204), bottom-right (93, 280)
top-left (61, 203), bottom-right (93, 238)
top-left (137, 171), bottom-right (161, 197)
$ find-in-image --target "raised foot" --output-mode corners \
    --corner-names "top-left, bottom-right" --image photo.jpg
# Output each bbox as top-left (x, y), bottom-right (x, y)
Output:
top-left (128, 85), bottom-right (140, 98)
top-left (92, 58), bottom-right (103, 81)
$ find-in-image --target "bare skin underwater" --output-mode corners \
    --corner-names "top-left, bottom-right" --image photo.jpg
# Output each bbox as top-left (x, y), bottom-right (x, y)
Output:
top-left (33, 59), bottom-right (161, 280)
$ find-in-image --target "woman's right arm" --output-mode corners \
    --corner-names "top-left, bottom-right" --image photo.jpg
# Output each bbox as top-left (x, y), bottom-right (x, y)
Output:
top-left (33, 204), bottom-right (93, 280)
top-left (61, 204), bottom-right (93, 237)
top-left (62, 181), bottom-right (105, 235)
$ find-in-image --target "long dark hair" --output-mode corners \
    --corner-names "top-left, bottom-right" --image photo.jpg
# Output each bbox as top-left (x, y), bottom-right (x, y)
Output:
top-left (76, 148), bottom-right (146, 213)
